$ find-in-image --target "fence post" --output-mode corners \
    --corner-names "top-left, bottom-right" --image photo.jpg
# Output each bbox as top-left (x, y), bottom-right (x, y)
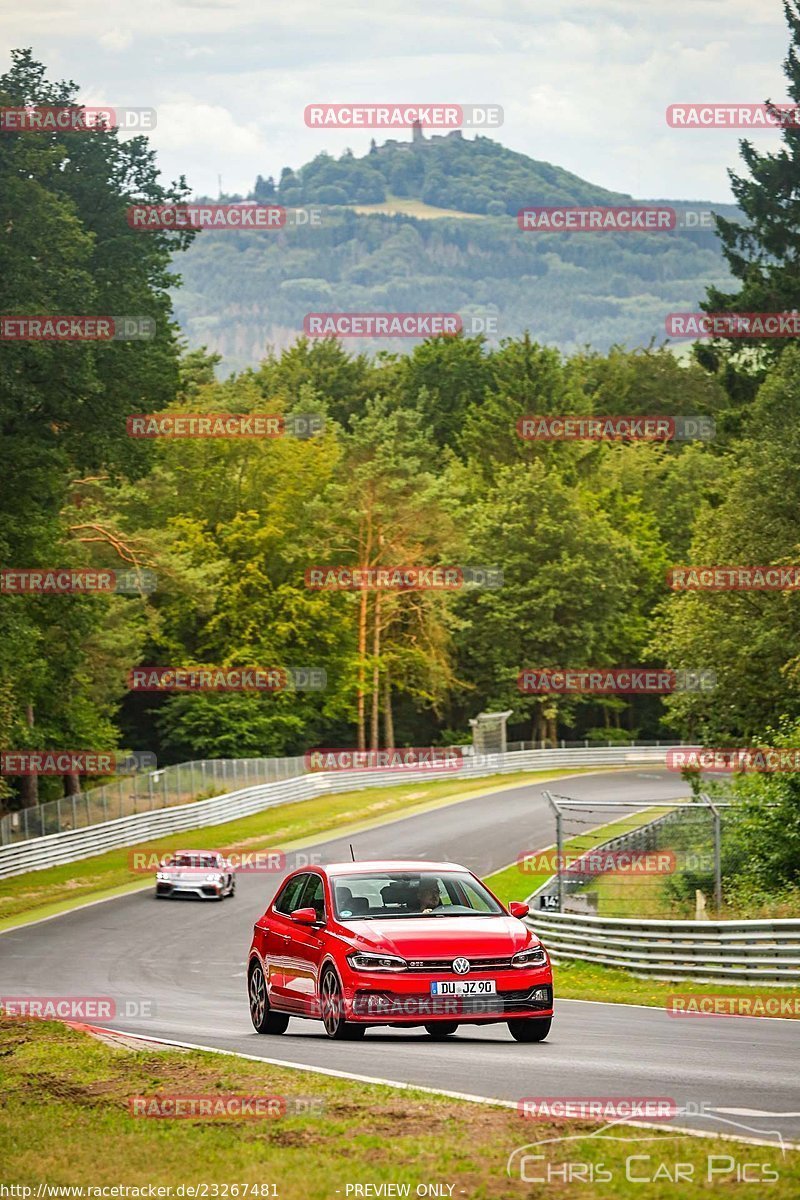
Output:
top-left (701, 792), bottom-right (723, 913)
top-left (542, 790), bottom-right (563, 914)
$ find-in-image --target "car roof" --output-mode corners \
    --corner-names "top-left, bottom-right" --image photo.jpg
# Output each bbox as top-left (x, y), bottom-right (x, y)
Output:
top-left (324, 860), bottom-right (468, 876)
top-left (171, 849), bottom-right (222, 856)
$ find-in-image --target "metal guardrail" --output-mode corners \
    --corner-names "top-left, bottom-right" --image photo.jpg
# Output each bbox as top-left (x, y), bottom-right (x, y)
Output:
top-left (0, 756), bottom-right (307, 846)
top-left (0, 744), bottom-right (677, 879)
top-left (525, 911), bottom-right (800, 985)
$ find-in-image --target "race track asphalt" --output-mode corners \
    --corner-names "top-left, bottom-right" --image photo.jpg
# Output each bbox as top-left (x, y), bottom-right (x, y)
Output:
top-left (1, 768), bottom-right (797, 1146)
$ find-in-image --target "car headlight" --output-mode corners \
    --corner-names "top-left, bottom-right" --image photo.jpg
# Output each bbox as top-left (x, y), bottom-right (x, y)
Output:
top-left (347, 951), bottom-right (408, 972)
top-left (511, 946), bottom-right (547, 968)
top-left (205, 873), bottom-right (222, 882)
top-left (156, 873), bottom-right (168, 881)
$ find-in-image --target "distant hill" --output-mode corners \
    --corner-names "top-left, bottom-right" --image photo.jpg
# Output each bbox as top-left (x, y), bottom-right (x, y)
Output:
top-left (172, 133), bottom-right (739, 374)
top-left (253, 129), bottom-right (632, 214)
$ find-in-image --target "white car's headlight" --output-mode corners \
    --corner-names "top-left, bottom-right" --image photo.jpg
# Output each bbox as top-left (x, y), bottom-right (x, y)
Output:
top-left (511, 946), bottom-right (547, 968)
top-left (205, 873), bottom-right (222, 882)
top-left (156, 873), bottom-right (169, 881)
top-left (347, 951), bottom-right (408, 972)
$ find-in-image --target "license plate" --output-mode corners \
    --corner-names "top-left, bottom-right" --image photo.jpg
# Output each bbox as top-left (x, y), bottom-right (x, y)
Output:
top-left (430, 979), bottom-right (497, 996)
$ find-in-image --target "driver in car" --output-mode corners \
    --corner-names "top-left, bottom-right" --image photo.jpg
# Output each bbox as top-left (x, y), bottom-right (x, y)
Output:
top-left (418, 880), bottom-right (441, 913)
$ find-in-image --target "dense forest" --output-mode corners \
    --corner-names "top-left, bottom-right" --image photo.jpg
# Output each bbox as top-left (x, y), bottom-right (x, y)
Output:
top-left (3, 0), bottom-right (800, 912)
top-left (174, 196), bottom-right (739, 374)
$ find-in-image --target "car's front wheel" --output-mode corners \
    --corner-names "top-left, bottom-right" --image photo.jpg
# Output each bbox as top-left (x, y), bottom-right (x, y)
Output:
top-left (320, 968), bottom-right (365, 1039)
top-left (248, 961), bottom-right (289, 1034)
top-left (424, 1022), bottom-right (458, 1038)
top-left (508, 1017), bottom-right (551, 1042)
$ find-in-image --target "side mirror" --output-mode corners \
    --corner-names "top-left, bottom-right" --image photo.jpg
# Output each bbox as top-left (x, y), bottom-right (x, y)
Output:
top-left (290, 906), bottom-right (319, 925)
top-left (509, 901), bottom-right (529, 919)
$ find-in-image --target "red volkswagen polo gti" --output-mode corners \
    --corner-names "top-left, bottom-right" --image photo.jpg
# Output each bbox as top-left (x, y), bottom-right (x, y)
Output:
top-left (247, 860), bottom-right (553, 1041)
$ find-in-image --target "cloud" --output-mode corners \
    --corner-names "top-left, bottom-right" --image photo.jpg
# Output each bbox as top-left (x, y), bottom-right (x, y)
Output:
top-left (0, 0), bottom-right (791, 199)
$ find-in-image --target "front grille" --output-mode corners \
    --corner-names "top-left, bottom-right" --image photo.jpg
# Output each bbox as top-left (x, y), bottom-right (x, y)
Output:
top-left (353, 985), bottom-right (552, 1018)
top-left (405, 955), bottom-right (517, 972)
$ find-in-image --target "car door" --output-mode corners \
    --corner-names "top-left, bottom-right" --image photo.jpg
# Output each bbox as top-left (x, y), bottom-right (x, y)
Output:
top-left (281, 872), bottom-right (329, 1013)
top-left (264, 873), bottom-right (309, 1008)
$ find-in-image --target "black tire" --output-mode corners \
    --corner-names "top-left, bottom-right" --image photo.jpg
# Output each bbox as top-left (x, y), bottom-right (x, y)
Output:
top-left (248, 961), bottom-right (290, 1034)
top-left (320, 967), bottom-right (364, 1039)
top-left (227, 878), bottom-right (236, 898)
top-left (508, 1017), bottom-right (551, 1043)
top-left (424, 1022), bottom-right (458, 1038)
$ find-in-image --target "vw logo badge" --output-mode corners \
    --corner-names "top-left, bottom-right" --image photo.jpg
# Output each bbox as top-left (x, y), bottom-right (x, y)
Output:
top-left (452, 957), bottom-right (470, 975)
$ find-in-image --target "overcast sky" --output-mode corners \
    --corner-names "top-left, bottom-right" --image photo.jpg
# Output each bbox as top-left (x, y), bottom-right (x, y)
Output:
top-left (0, 0), bottom-right (792, 201)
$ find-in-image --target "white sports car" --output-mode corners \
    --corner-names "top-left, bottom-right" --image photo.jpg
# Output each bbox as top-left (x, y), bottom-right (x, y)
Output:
top-left (155, 849), bottom-right (236, 900)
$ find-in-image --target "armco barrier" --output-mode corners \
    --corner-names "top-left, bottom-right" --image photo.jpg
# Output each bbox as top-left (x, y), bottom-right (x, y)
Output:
top-left (525, 912), bottom-right (800, 985)
top-left (0, 744), bottom-right (676, 880)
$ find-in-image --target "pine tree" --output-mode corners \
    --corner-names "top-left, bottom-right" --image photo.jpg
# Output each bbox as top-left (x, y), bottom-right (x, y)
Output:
top-left (698, 2), bottom-right (800, 388)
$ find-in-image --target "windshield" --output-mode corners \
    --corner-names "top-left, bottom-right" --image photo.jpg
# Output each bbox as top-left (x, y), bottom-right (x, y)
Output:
top-left (331, 871), bottom-right (504, 920)
top-left (168, 854), bottom-right (220, 869)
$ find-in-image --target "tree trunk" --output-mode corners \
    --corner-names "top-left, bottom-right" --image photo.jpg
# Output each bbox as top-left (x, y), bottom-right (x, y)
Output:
top-left (370, 591), bottom-right (381, 750)
top-left (18, 703), bottom-right (38, 808)
top-left (383, 666), bottom-right (395, 749)
top-left (63, 773), bottom-right (81, 797)
top-left (356, 589), bottom-right (368, 750)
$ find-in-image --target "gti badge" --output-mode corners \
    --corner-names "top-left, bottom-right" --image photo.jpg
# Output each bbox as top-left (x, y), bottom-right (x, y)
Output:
top-left (452, 957), bottom-right (471, 974)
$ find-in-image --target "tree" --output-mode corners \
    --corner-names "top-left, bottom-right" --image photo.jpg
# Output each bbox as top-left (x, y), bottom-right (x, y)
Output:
top-left (452, 460), bottom-right (662, 743)
top-left (697, 2), bottom-right (800, 394)
top-left (0, 50), bottom-right (192, 810)
top-left (656, 346), bottom-right (800, 740)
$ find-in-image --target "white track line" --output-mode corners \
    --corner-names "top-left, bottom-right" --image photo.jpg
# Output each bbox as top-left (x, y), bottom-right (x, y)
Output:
top-left (91, 1025), bottom-right (799, 1150)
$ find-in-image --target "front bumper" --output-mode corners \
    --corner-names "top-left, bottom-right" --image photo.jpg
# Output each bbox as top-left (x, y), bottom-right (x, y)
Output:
top-left (156, 880), bottom-right (223, 899)
top-left (344, 967), bottom-right (554, 1025)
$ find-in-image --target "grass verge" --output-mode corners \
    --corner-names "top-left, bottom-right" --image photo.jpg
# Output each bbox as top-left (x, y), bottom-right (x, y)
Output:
top-left (0, 768), bottom-right (601, 930)
top-left (0, 1015), bottom-right (797, 1198)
